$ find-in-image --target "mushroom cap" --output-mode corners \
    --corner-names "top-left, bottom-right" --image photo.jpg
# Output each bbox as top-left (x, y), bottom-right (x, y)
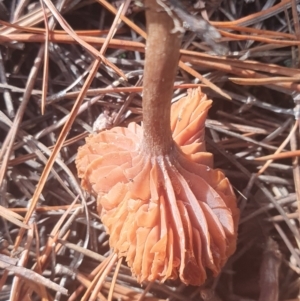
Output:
top-left (76, 88), bottom-right (239, 286)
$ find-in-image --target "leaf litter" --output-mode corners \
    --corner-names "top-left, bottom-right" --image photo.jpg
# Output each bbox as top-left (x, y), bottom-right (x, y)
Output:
top-left (0, 0), bottom-right (300, 300)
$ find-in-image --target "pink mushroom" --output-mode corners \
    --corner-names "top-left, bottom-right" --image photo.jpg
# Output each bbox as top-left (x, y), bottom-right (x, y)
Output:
top-left (76, 0), bottom-right (239, 286)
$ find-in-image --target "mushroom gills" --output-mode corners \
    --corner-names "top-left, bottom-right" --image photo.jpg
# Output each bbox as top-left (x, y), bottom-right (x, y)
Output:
top-left (76, 88), bottom-right (239, 286)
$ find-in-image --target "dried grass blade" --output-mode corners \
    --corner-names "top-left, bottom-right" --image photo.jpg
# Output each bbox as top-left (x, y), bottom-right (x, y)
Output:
top-left (291, 0), bottom-right (300, 66)
top-left (62, 84), bottom-right (202, 99)
top-left (0, 205), bottom-right (26, 220)
top-left (0, 6), bottom-right (50, 35)
top-left (180, 50), bottom-right (300, 77)
top-left (39, 0), bottom-right (49, 115)
top-left (216, 24), bottom-right (295, 39)
top-left (178, 61), bottom-right (231, 99)
top-left (0, 33), bottom-right (145, 52)
top-left (0, 20), bottom-right (110, 35)
top-left (107, 257), bottom-right (122, 301)
top-left (88, 253), bottom-right (118, 301)
top-left (10, 204), bottom-right (81, 214)
top-left (257, 120), bottom-right (299, 174)
top-left (255, 150), bottom-right (300, 161)
top-left (290, 124), bottom-right (300, 224)
top-left (80, 253), bottom-right (116, 301)
top-left (219, 29), bottom-right (300, 46)
top-left (0, 206), bottom-right (30, 229)
top-left (0, 254), bottom-right (68, 295)
top-left (229, 76), bottom-right (300, 85)
top-left (212, 0), bottom-right (297, 27)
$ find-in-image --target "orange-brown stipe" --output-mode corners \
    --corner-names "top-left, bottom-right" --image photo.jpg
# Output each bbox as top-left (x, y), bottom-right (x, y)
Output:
top-left (76, 88), bottom-right (239, 286)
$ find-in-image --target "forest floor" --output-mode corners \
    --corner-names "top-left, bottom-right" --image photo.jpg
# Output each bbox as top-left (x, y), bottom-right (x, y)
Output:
top-left (0, 0), bottom-right (299, 300)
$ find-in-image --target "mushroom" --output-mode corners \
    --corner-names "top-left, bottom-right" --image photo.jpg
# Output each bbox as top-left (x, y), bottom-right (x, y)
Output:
top-left (76, 0), bottom-right (239, 286)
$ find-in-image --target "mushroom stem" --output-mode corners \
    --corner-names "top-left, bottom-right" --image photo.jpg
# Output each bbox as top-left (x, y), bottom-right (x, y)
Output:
top-left (76, 0), bottom-right (239, 287)
top-left (142, 0), bottom-right (182, 156)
